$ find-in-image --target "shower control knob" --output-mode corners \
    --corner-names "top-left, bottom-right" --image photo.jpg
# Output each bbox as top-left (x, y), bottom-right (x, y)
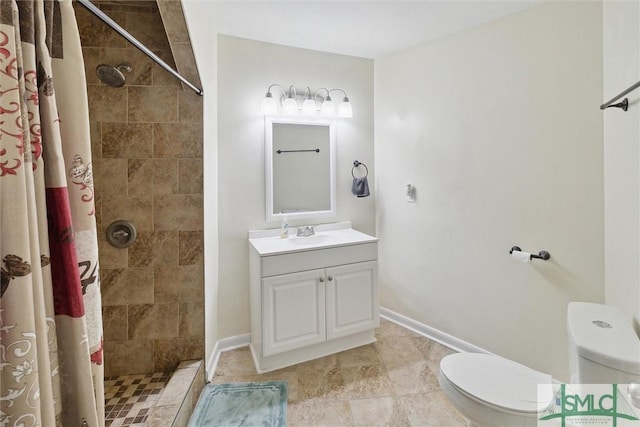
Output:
top-left (106, 220), bottom-right (137, 249)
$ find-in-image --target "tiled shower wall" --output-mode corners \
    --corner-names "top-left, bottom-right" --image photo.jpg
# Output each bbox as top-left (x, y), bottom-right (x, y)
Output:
top-left (73, 0), bottom-right (204, 377)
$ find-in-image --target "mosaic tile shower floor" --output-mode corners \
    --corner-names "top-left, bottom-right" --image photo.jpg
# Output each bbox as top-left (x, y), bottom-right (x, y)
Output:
top-left (104, 371), bottom-right (172, 427)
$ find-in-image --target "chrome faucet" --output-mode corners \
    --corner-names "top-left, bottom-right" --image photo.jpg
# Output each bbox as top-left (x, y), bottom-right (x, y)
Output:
top-left (297, 225), bottom-right (315, 237)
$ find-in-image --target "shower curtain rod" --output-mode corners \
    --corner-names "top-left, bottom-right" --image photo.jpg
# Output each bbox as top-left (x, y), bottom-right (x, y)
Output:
top-left (76, 0), bottom-right (204, 96)
top-left (600, 80), bottom-right (639, 111)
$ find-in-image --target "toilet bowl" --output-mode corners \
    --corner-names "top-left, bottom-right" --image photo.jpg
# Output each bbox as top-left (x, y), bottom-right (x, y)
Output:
top-left (439, 302), bottom-right (640, 427)
top-left (438, 353), bottom-right (554, 427)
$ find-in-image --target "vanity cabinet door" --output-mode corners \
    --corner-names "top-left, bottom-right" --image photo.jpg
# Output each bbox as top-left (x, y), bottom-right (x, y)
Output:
top-left (262, 269), bottom-right (326, 357)
top-left (326, 261), bottom-right (379, 341)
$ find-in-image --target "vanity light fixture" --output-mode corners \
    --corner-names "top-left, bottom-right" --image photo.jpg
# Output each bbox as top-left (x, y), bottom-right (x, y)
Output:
top-left (260, 83), bottom-right (353, 118)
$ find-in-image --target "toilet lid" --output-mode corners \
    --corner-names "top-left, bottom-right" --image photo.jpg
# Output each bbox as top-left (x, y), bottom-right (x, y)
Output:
top-left (440, 353), bottom-right (554, 413)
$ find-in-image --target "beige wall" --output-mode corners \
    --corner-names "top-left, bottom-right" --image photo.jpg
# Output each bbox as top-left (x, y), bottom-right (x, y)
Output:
top-left (215, 35), bottom-right (375, 338)
top-left (374, 1), bottom-right (604, 381)
top-left (603, 0), bottom-right (640, 332)
top-left (75, 1), bottom-right (204, 376)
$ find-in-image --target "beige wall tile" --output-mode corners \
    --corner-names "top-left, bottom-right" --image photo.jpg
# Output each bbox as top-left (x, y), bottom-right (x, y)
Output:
top-left (157, 1), bottom-right (190, 44)
top-left (104, 340), bottom-right (154, 377)
top-left (97, 235), bottom-right (128, 269)
top-left (128, 159), bottom-right (179, 195)
top-left (129, 231), bottom-right (179, 267)
top-left (83, 47), bottom-right (101, 85)
top-left (87, 86), bottom-right (127, 122)
top-left (90, 122), bottom-right (102, 159)
top-left (127, 159), bottom-right (154, 195)
top-left (102, 48), bottom-right (153, 86)
top-left (153, 159), bottom-right (179, 194)
top-left (128, 87), bottom-right (179, 122)
top-left (102, 305), bottom-right (128, 342)
top-left (102, 123), bottom-right (154, 158)
top-left (125, 11), bottom-right (171, 51)
top-left (172, 43), bottom-right (201, 87)
top-left (178, 231), bottom-right (203, 266)
top-left (101, 267), bottom-right (154, 306)
top-left (153, 336), bottom-right (204, 372)
top-left (95, 194), bottom-right (103, 230)
top-left (102, 195), bottom-right (153, 232)
top-left (93, 158), bottom-right (128, 195)
top-left (74, 5), bottom-right (127, 48)
top-left (129, 303), bottom-right (179, 339)
top-left (154, 264), bottom-right (204, 302)
top-left (154, 123), bottom-right (203, 158)
top-left (154, 195), bottom-right (203, 231)
top-left (80, 0), bottom-right (204, 375)
top-left (152, 50), bottom-right (181, 88)
top-left (179, 302), bottom-right (204, 337)
top-left (177, 159), bottom-right (202, 194)
top-left (178, 90), bottom-right (203, 123)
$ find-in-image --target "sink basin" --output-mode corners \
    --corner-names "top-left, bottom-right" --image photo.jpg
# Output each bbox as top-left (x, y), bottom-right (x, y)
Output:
top-left (287, 234), bottom-right (331, 246)
top-left (248, 222), bottom-right (379, 256)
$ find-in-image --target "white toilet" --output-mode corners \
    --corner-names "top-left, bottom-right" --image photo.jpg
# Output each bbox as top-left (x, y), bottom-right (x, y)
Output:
top-left (438, 302), bottom-right (640, 427)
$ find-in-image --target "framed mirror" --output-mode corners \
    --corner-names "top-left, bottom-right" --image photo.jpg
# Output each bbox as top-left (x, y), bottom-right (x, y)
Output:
top-left (265, 116), bottom-right (336, 222)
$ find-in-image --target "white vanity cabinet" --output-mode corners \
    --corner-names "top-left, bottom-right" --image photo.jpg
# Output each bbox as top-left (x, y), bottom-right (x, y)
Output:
top-left (248, 224), bottom-right (379, 373)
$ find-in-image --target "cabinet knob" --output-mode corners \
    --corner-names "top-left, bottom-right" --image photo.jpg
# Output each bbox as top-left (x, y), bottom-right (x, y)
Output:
top-left (328, 276), bottom-right (333, 281)
top-left (319, 277), bottom-right (325, 283)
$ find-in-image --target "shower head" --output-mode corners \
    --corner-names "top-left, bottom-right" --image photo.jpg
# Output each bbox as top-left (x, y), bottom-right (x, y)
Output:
top-left (96, 63), bottom-right (132, 88)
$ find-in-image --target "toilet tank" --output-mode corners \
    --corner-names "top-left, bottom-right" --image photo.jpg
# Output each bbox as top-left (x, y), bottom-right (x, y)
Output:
top-left (567, 302), bottom-right (640, 384)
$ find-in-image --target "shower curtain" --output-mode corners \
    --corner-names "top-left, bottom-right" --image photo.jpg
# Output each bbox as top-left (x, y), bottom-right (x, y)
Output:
top-left (0, 0), bottom-right (104, 426)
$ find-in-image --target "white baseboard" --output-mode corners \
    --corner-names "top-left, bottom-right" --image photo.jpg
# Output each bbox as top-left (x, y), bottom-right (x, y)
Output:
top-left (380, 306), bottom-right (492, 355)
top-left (205, 333), bottom-right (250, 382)
top-left (205, 308), bottom-right (490, 382)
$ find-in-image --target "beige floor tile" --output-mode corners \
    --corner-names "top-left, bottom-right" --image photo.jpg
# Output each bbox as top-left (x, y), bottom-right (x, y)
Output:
top-left (376, 319), bottom-right (420, 339)
top-left (377, 336), bottom-right (425, 366)
top-left (397, 391), bottom-right (467, 427)
top-left (214, 347), bottom-right (256, 377)
top-left (208, 320), bottom-right (467, 426)
top-left (288, 399), bottom-right (354, 426)
top-left (387, 360), bottom-right (441, 396)
top-left (338, 343), bottom-right (384, 368)
top-left (338, 364), bottom-right (395, 400)
top-left (298, 362), bottom-right (345, 402)
top-left (349, 396), bottom-right (411, 427)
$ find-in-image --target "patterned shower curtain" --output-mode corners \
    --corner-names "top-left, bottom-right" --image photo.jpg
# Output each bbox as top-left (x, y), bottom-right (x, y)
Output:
top-left (0, 0), bottom-right (104, 426)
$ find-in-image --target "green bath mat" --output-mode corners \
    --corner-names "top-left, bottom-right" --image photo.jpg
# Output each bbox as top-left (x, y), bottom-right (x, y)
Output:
top-left (188, 381), bottom-right (287, 427)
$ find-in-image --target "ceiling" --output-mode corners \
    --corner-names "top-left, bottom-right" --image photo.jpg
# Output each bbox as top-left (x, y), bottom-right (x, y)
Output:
top-left (204, 1), bottom-right (541, 59)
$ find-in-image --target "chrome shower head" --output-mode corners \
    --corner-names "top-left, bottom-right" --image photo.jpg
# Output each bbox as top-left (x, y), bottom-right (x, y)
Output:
top-left (96, 63), bottom-right (132, 88)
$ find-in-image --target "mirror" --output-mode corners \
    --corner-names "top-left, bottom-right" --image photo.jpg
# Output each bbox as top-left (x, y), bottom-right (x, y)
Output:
top-left (265, 116), bottom-right (336, 222)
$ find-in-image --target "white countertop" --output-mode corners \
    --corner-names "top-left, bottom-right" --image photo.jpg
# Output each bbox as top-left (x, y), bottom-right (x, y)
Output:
top-left (249, 222), bottom-right (378, 256)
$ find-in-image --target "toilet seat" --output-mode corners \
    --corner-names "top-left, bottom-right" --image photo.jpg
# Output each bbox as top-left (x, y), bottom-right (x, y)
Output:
top-left (440, 353), bottom-right (554, 414)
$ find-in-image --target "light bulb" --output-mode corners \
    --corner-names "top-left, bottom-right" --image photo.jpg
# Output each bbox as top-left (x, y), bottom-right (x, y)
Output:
top-left (302, 98), bottom-right (316, 115)
top-left (337, 97), bottom-right (352, 118)
top-left (282, 96), bottom-right (298, 115)
top-left (260, 93), bottom-right (278, 115)
top-left (320, 95), bottom-right (335, 117)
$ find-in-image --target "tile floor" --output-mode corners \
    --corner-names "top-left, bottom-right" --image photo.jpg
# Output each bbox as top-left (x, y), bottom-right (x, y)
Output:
top-left (104, 372), bottom-right (172, 427)
top-left (210, 319), bottom-right (468, 426)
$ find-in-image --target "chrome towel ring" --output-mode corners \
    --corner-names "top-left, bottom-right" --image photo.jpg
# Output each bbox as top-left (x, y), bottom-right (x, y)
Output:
top-left (352, 160), bottom-right (368, 178)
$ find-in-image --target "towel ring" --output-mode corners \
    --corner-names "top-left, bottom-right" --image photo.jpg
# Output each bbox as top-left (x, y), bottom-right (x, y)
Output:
top-left (352, 160), bottom-right (368, 178)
